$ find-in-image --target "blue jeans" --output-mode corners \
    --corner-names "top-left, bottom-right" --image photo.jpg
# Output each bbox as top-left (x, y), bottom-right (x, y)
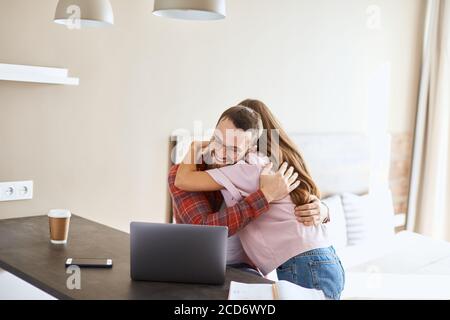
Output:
top-left (276, 246), bottom-right (345, 300)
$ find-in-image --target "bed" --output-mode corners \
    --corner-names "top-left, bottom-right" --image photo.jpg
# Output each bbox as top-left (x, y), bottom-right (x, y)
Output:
top-left (170, 132), bottom-right (450, 299)
top-left (289, 133), bottom-right (450, 300)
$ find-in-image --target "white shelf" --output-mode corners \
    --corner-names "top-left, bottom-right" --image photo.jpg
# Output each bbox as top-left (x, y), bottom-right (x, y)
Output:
top-left (0, 63), bottom-right (79, 85)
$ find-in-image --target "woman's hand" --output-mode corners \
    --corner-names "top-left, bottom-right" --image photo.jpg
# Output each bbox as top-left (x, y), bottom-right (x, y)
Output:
top-left (181, 141), bottom-right (211, 165)
top-left (260, 162), bottom-right (300, 203)
top-left (294, 195), bottom-right (329, 226)
top-left (192, 140), bottom-right (210, 150)
top-left (174, 140), bottom-right (223, 192)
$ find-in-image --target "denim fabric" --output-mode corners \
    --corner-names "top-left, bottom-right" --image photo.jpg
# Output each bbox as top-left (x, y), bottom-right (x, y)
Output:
top-left (276, 246), bottom-right (345, 300)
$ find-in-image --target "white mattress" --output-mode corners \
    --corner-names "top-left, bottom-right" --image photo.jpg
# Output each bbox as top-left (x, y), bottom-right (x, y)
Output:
top-left (338, 231), bottom-right (450, 299)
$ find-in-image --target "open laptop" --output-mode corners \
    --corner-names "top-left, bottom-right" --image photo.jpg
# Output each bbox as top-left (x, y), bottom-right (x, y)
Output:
top-left (130, 222), bottom-right (228, 285)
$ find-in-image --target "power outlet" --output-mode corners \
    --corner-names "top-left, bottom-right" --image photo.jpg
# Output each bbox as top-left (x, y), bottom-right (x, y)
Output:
top-left (0, 181), bottom-right (33, 202)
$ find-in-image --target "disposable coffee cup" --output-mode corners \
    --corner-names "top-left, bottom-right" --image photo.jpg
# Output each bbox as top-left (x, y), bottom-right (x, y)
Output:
top-left (48, 209), bottom-right (71, 244)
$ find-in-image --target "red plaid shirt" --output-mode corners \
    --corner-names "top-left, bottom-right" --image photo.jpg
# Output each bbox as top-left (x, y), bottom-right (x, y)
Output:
top-left (168, 165), bottom-right (269, 236)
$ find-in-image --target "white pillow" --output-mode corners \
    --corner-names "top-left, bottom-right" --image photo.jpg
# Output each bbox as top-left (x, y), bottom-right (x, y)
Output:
top-left (341, 193), bottom-right (371, 246)
top-left (322, 195), bottom-right (348, 249)
top-left (341, 190), bottom-right (395, 246)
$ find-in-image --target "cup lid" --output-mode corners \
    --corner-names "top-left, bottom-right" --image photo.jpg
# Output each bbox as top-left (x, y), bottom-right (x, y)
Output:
top-left (48, 209), bottom-right (71, 218)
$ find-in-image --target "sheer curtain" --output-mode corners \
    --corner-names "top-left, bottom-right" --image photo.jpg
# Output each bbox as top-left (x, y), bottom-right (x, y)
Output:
top-left (408, 0), bottom-right (450, 241)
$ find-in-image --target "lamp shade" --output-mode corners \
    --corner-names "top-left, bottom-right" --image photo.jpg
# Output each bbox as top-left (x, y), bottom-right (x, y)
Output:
top-left (153, 0), bottom-right (226, 21)
top-left (54, 0), bottom-right (114, 27)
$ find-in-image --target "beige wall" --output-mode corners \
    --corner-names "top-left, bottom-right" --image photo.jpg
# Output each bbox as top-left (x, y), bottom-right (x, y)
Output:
top-left (0, 0), bottom-right (425, 231)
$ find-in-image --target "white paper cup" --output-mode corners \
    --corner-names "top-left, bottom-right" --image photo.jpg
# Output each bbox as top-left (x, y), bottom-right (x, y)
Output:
top-left (48, 209), bottom-right (71, 244)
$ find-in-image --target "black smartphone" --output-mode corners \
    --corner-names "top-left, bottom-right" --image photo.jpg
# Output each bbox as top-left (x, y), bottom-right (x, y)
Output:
top-left (65, 258), bottom-right (113, 268)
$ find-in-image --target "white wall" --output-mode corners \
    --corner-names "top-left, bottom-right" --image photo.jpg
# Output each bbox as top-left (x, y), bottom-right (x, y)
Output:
top-left (0, 0), bottom-right (425, 231)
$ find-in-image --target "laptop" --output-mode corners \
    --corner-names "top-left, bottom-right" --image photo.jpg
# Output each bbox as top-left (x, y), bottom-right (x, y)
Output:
top-left (130, 222), bottom-right (228, 285)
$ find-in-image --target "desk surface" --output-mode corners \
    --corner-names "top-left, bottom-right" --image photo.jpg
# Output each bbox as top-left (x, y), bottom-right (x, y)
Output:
top-left (0, 215), bottom-right (272, 300)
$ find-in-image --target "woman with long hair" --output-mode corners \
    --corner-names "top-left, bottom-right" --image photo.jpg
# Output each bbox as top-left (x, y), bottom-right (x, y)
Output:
top-left (239, 99), bottom-right (320, 207)
top-left (175, 101), bottom-right (345, 300)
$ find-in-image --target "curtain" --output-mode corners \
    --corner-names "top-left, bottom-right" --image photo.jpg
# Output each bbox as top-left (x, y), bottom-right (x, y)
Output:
top-left (408, 0), bottom-right (450, 241)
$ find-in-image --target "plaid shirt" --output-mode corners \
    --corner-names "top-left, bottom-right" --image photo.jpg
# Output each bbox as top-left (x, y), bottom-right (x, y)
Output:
top-left (168, 165), bottom-right (269, 236)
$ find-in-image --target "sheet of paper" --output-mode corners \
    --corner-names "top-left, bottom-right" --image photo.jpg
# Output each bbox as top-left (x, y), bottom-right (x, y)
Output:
top-left (276, 280), bottom-right (326, 300)
top-left (228, 282), bottom-right (274, 300)
top-left (228, 281), bottom-right (325, 300)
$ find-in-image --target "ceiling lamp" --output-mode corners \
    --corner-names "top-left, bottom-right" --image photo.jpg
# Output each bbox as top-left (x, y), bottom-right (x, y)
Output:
top-left (153, 0), bottom-right (226, 21)
top-left (54, 0), bottom-right (114, 28)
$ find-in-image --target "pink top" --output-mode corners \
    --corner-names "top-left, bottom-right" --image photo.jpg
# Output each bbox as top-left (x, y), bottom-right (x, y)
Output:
top-left (207, 154), bottom-right (331, 275)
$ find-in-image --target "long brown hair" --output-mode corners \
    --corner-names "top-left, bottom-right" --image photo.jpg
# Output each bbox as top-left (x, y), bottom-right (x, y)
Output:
top-left (239, 99), bottom-right (320, 205)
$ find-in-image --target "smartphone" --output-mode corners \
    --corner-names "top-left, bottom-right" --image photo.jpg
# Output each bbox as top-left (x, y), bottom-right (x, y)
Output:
top-left (65, 258), bottom-right (113, 268)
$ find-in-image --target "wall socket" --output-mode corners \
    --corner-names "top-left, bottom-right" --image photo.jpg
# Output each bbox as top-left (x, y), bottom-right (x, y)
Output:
top-left (0, 181), bottom-right (33, 202)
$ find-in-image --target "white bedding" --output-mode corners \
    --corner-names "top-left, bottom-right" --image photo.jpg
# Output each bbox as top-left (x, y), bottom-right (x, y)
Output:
top-left (338, 231), bottom-right (450, 299)
top-left (342, 273), bottom-right (450, 300)
top-left (287, 133), bottom-right (450, 299)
